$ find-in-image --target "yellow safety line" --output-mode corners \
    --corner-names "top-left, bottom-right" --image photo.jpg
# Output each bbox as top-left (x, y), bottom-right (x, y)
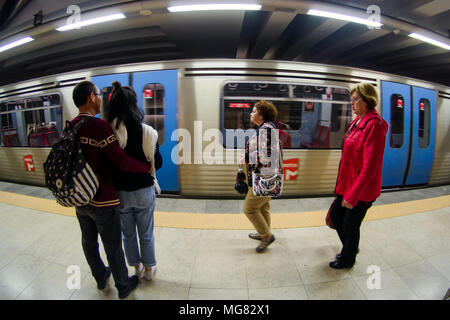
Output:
top-left (0, 191), bottom-right (449, 230)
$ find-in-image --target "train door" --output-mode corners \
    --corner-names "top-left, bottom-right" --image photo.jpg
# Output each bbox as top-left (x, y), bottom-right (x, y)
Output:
top-left (381, 81), bottom-right (411, 187)
top-left (132, 70), bottom-right (179, 193)
top-left (405, 86), bottom-right (436, 185)
top-left (381, 81), bottom-right (436, 187)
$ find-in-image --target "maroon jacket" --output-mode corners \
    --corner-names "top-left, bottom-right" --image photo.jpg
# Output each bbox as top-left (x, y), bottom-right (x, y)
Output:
top-left (335, 109), bottom-right (388, 207)
top-left (72, 113), bottom-right (151, 208)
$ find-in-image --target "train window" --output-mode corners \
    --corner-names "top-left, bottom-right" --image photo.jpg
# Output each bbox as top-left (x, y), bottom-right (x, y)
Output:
top-left (223, 100), bottom-right (302, 131)
top-left (418, 98), bottom-right (430, 149)
top-left (222, 82), bottom-right (351, 149)
top-left (330, 103), bottom-right (351, 132)
top-left (143, 84), bottom-right (165, 146)
top-left (0, 93), bottom-right (62, 148)
top-left (224, 83), bottom-right (289, 98)
top-left (390, 94), bottom-right (404, 148)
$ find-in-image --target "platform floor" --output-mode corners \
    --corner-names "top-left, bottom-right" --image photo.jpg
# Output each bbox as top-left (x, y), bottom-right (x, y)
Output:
top-left (0, 180), bottom-right (449, 300)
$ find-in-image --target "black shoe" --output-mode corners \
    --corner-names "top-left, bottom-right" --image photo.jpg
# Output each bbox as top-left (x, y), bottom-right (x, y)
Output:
top-left (118, 275), bottom-right (139, 299)
top-left (336, 248), bottom-right (359, 260)
top-left (97, 267), bottom-right (111, 290)
top-left (329, 260), bottom-right (353, 269)
top-left (256, 234), bottom-right (275, 253)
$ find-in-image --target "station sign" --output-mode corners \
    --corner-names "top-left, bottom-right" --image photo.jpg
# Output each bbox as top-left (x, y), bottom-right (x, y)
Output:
top-left (24, 154), bottom-right (35, 172)
top-left (283, 158), bottom-right (299, 181)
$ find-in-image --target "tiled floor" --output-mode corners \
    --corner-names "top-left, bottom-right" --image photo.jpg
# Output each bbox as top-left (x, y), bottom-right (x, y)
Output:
top-left (0, 181), bottom-right (449, 300)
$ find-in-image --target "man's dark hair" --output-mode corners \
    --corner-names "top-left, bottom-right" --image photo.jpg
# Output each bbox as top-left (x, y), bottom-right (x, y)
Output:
top-left (73, 81), bottom-right (97, 108)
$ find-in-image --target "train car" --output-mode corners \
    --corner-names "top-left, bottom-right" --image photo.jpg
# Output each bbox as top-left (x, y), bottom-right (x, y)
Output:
top-left (0, 59), bottom-right (449, 197)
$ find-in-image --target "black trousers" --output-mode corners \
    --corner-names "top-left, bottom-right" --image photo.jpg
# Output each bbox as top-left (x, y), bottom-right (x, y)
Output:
top-left (76, 205), bottom-right (129, 290)
top-left (330, 195), bottom-right (373, 266)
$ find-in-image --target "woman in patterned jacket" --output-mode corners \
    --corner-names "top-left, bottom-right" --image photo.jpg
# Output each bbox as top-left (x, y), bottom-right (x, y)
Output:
top-left (243, 100), bottom-right (282, 253)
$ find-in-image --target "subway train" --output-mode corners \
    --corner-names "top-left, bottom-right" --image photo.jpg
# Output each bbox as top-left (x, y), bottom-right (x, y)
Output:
top-left (0, 59), bottom-right (449, 197)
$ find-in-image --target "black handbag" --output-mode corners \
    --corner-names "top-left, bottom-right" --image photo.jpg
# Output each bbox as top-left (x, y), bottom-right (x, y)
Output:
top-left (234, 166), bottom-right (248, 194)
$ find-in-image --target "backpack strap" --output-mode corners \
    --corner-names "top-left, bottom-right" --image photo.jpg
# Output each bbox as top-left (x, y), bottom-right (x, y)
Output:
top-left (72, 116), bottom-right (95, 135)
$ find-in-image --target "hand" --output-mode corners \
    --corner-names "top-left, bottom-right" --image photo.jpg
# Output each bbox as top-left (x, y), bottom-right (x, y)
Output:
top-left (341, 199), bottom-right (354, 209)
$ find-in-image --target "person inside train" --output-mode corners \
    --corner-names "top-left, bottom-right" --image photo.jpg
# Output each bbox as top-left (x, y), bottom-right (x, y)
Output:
top-left (71, 80), bottom-right (153, 299)
top-left (328, 82), bottom-right (388, 269)
top-left (104, 81), bottom-right (162, 281)
top-left (242, 100), bottom-right (282, 253)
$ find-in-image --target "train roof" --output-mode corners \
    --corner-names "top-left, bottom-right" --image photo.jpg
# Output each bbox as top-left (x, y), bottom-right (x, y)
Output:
top-left (0, 0), bottom-right (449, 87)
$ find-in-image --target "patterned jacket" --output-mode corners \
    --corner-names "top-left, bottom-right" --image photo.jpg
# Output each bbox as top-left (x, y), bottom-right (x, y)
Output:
top-left (245, 122), bottom-right (282, 187)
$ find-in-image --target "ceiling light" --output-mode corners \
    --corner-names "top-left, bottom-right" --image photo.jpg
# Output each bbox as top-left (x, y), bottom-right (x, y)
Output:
top-left (307, 9), bottom-right (383, 28)
top-left (0, 36), bottom-right (34, 53)
top-left (139, 9), bottom-right (152, 16)
top-left (409, 32), bottom-right (450, 50)
top-left (56, 13), bottom-right (126, 32)
top-left (167, 4), bottom-right (262, 12)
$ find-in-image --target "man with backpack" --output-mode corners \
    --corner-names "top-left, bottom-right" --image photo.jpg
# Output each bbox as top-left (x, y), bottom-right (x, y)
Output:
top-left (70, 81), bottom-right (152, 299)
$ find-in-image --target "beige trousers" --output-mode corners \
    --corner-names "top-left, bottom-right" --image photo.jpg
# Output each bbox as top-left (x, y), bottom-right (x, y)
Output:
top-left (243, 189), bottom-right (271, 238)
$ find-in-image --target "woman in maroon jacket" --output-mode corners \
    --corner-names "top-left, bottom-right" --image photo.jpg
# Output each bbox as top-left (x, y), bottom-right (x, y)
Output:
top-left (329, 83), bottom-right (388, 269)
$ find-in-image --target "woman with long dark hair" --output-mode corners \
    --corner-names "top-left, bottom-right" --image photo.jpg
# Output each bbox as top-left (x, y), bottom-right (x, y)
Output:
top-left (104, 81), bottom-right (162, 280)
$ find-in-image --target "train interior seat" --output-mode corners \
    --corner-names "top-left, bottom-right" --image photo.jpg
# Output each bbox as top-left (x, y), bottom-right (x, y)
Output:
top-left (28, 122), bottom-right (59, 147)
top-left (2, 128), bottom-right (21, 147)
top-left (279, 130), bottom-right (292, 148)
top-left (301, 123), bottom-right (330, 148)
top-left (38, 122), bottom-right (59, 146)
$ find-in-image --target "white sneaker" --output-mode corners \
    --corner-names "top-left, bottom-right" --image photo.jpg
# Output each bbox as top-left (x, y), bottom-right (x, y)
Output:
top-left (144, 266), bottom-right (157, 281)
top-left (135, 264), bottom-right (144, 278)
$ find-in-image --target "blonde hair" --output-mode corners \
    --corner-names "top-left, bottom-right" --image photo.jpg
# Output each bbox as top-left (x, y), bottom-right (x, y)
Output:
top-left (254, 100), bottom-right (278, 122)
top-left (350, 83), bottom-right (378, 110)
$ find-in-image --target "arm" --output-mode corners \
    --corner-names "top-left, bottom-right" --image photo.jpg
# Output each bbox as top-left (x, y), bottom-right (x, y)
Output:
top-left (344, 120), bottom-right (386, 207)
top-left (104, 140), bottom-right (152, 173)
top-left (154, 143), bottom-right (163, 171)
top-left (95, 121), bottom-right (151, 173)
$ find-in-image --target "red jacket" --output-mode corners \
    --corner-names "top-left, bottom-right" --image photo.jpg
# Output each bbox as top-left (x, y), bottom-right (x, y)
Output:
top-left (335, 109), bottom-right (388, 207)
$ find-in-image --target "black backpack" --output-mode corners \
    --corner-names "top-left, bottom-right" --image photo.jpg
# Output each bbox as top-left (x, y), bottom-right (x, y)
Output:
top-left (43, 116), bottom-right (99, 207)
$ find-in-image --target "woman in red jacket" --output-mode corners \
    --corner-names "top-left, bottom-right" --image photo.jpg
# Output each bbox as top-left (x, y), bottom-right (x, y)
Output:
top-left (329, 83), bottom-right (388, 269)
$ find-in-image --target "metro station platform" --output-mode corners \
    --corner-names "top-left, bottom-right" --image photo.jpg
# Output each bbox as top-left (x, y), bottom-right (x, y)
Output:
top-left (0, 180), bottom-right (449, 300)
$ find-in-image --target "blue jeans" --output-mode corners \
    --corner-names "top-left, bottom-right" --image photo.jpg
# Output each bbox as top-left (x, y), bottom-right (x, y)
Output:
top-left (75, 205), bottom-right (129, 290)
top-left (117, 186), bottom-right (156, 268)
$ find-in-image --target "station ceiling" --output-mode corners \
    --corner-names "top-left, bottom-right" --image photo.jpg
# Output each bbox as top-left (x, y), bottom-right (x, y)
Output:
top-left (0, 0), bottom-right (449, 87)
